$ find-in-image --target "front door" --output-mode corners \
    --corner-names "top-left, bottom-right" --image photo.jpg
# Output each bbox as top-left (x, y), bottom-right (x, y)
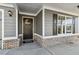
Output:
top-left (23, 18), bottom-right (33, 43)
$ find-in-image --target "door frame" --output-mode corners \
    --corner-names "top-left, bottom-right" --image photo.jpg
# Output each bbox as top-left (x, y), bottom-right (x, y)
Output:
top-left (22, 16), bottom-right (34, 42)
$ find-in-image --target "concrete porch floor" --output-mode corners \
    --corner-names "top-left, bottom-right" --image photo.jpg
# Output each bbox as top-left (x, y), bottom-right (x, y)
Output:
top-left (0, 42), bottom-right (51, 55)
top-left (1, 42), bottom-right (79, 55)
top-left (46, 43), bottom-right (79, 55)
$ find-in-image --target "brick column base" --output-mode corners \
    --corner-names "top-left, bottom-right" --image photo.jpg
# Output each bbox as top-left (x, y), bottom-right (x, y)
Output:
top-left (3, 39), bottom-right (20, 49)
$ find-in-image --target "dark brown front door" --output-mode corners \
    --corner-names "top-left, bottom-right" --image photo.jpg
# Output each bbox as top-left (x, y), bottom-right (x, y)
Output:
top-left (23, 18), bottom-right (33, 42)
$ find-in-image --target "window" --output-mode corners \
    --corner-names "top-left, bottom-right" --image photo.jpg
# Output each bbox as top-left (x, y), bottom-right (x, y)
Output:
top-left (65, 16), bottom-right (73, 34)
top-left (57, 14), bottom-right (73, 35)
top-left (66, 25), bottom-right (72, 33)
top-left (57, 16), bottom-right (62, 34)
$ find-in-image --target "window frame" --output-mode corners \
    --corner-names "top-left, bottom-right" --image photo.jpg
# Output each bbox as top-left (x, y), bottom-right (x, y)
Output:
top-left (57, 14), bottom-right (73, 35)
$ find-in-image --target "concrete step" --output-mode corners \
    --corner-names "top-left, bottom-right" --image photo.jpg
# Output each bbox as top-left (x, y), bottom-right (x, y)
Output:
top-left (23, 39), bottom-right (33, 43)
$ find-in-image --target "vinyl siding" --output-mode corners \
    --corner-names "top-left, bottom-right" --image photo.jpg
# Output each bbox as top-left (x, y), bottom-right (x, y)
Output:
top-left (45, 10), bottom-right (53, 36)
top-left (35, 10), bottom-right (42, 35)
top-left (0, 6), bottom-right (16, 37)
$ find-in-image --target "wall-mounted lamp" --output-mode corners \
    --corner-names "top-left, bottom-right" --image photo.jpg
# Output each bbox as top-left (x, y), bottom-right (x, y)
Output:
top-left (8, 10), bottom-right (13, 17)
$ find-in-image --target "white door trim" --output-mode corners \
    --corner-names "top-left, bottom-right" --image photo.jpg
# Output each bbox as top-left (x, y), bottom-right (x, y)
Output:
top-left (22, 16), bottom-right (34, 42)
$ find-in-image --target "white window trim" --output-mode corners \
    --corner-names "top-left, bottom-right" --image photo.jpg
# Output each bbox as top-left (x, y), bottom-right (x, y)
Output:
top-left (57, 14), bottom-right (73, 35)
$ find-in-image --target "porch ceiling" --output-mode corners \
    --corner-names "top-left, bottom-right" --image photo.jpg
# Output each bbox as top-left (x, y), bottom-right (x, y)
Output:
top-left (17, 3), bottom-right (42, 14)
top-left (17, 3), bottom-right (79, 15)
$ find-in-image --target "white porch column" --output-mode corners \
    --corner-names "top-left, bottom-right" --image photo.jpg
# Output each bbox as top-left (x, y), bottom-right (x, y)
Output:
top-left (42, 7), bottom-right (45, 37)
top-left (15, 4), bottom-right (18, 39)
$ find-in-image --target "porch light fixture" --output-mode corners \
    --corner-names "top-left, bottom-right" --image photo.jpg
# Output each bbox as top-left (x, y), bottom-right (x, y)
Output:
top-left (8, 10), bottom-right (13, 17)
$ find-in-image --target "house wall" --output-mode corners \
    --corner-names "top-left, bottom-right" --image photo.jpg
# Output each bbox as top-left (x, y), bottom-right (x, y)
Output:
top-left (0, 5), bottom-right (19, 49)
top-left (34, 10), bottom-right (44, 46)
top-left (43, 9), bottom-right (79, 47)
top-left (44, 9), bottom-right (78, 36)
top-left (0, 6), bottom-right (16, 38)
top-left (45, 10), bottom-right (53, 36)
top-left (34, 9), bottom-right (79, 48)
top-left (35, 10), bottom-right (42, 35)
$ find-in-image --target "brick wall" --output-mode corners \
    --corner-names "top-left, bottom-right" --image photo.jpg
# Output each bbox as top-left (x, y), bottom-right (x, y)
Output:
top-left (34, 34), bottom-right (79, 47)
top-left (3, 39), bottom-right (20, 49)
top-left (34, 34), bottom-right (44, 46)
